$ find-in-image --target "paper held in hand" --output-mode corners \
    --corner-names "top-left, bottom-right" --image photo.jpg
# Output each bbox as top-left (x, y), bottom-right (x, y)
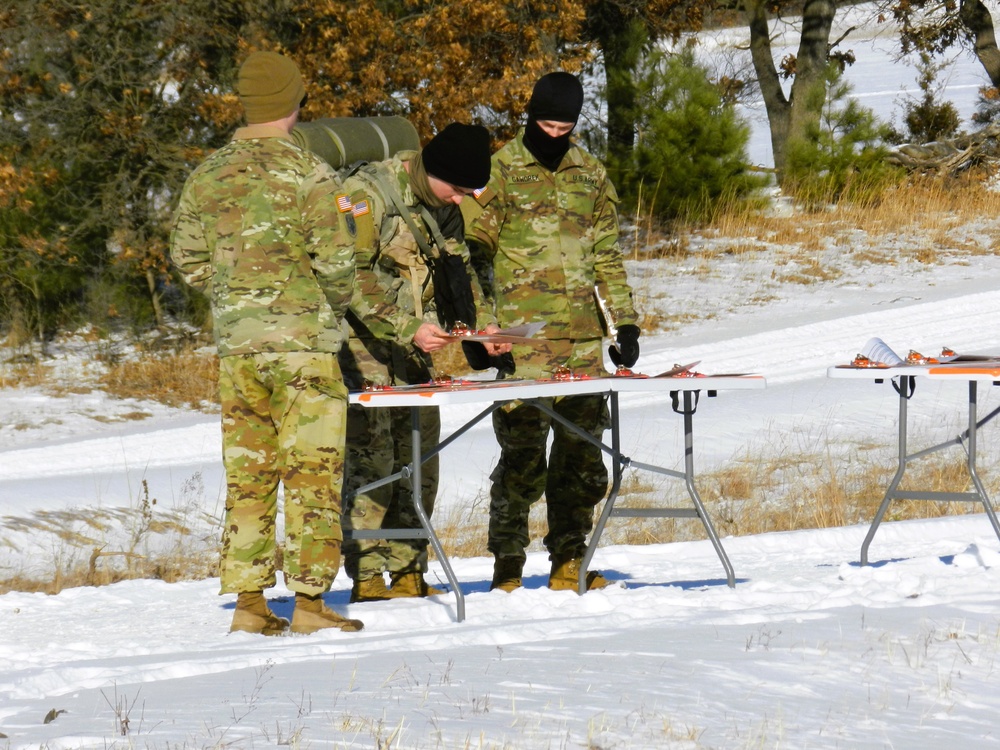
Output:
top-left (447, 321), bottom-right (547, 345)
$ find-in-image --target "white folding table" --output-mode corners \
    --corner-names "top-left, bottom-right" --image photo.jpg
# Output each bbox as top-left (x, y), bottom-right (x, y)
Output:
top-left (349, 373), bottom-right (765, 621)
top-left (827, 364), bottom-right (1000, 565)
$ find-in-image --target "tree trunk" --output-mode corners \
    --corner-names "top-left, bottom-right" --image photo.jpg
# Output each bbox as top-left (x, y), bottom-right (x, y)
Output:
top-left (960, 0), bottom-right (1000, 88)
top-left (743, 0), bottom-right (837, 182)
top-left (145, 266), bottom-right (165, 331)
top-left (745, 0), bottom-right (790, 173)
top-left (588, 1), bottom-right (647, 186)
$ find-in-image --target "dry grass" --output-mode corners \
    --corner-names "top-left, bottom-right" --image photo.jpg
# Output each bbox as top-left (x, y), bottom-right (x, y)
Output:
top-left (0, 479), bottom-right (220, 595)
top-left (643, 173), bottom-right (1000, 269)
top-left (431, 343), bottom-right (477, 379)
top-left (2, 542), bottom-right (220, 596)
top-left (430, 375), bottom-right (997, 555)
top-left (0, 356), bottom-right (54, 389)
top-left (433, 491), bottom-right (550, 561)
top-left (428, 428), bottom-right (993, 559)
top-left (1, 334), bottom-right (220, 409)
top-left (100, 346), bottom-right (219, 409)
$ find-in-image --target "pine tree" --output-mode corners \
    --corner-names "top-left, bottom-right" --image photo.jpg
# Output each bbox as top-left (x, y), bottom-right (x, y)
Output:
top-left (784, 62), bottom-right (902, 206)
top-left (619, 47), bottom-right (762, 224)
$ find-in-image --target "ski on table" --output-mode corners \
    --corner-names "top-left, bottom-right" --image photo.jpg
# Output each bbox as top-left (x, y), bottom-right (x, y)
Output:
top-left (835, 337), bottom-right (1000, 369)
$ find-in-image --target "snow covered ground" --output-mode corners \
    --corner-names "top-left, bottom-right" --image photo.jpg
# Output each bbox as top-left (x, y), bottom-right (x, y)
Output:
top-left (4, 215), bottom-right (1000, 750)
top-left (3, 4), bottom-right (1000, 749)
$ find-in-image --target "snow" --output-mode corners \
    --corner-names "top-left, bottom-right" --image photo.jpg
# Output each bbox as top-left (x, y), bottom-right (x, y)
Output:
top-left (4, 5), bottom-right (1000, 748)
top-left (7, 236), bottom-right (1000, 750)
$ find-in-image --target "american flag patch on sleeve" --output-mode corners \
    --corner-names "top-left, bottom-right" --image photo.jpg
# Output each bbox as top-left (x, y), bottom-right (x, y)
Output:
top-left (351, 200), bottom-right (370, 217)
top-left (336, 194), bottom-right (353, 213)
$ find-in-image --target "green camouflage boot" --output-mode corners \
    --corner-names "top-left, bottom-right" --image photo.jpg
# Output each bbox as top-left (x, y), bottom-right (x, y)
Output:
top-left (350, 575), bottom-right (407, 603)
top-left (229, 591), bottom-right (290, 636)
top-left (548, 554), bottom-right (609, 592)
top-left (291, 594), bottom-right (364, 634)
top-left (490, 555), bottom-right (524, 593)
top-left (390, 572), bottom-right (444, 597)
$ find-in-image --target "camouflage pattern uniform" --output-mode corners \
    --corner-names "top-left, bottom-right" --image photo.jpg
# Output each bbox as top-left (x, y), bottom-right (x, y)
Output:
top-left (339, 152), bottom-right (493, 581)
top-left (466, 129), bottom-right (637, 566)
top-left (170, 124), bottom-right (357, 597)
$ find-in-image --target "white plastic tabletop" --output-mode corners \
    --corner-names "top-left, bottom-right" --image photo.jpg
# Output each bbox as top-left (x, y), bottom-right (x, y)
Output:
top-left (827, 364), bottom-right (1000, 382)
top-left (350, 374), bottom-right (766, 407)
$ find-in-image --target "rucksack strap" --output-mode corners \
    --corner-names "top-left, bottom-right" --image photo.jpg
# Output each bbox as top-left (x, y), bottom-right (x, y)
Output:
top-left (356, 164), bottom-right (444, 261)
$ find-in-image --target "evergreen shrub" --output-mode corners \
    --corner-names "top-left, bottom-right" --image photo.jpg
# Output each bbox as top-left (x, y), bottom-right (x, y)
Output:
top-left (611, 47), bottom-right (765, 224)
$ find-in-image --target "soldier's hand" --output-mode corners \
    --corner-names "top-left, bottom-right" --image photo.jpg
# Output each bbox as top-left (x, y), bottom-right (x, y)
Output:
top-left (414, 323), bottom-right (451, 353)
top-left (483, 323), bottom-right (512, 355)
top-left (609, 324), bottom-right (640, 368)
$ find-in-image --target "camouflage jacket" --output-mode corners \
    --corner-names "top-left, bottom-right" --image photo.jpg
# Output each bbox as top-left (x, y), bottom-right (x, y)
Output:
top-left (342, 152), bottom-right (494, 345)
top-left (466, 130), bottom-right (636, 340)
top-left (170, 125), bottom-right (356, 356)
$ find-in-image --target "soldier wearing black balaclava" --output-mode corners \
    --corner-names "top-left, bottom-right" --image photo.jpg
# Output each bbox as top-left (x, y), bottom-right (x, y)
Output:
top-left (465, 72), bottom-right (641, 594)
top-left (522, 71), bottom-right (585, 170)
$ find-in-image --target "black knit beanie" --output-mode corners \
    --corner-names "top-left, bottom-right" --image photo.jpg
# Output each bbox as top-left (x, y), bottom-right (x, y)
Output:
top-left (527, 72), bottom-right (584, 124)
top-left (421, 123), bottom-right (492, 189)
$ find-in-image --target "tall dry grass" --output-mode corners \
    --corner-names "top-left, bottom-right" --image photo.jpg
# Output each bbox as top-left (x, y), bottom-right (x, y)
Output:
top-left (99, 345), bottom-right (219, 409)
top-left (631, 172), bottom-right (1000, 334)
top-left (0, 477), bottom-right (220, 595)
top-left (679, 173), bottom-right (1000, 265)
top-left (0, 357), bottom-right (54, 389)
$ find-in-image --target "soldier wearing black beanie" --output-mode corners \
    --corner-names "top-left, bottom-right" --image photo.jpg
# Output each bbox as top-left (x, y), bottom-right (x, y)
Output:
top-left (421, 122), bottom-right (492, 190)
top-left (338, 122), bottom-right (508, 605)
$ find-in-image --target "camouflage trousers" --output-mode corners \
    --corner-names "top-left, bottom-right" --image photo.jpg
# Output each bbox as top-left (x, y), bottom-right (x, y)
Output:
top-left (339, 335), bottom-right (439, 580)
top-left (488, 338), bottom-right (611, 563)
top-left (218, 351), bottom-right (347, 597)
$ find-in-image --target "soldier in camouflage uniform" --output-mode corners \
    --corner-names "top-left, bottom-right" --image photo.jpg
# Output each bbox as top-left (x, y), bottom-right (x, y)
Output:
top-left (466, 72), bottom-right (641, 593)
top-left (170, 51), bottom-right (365, 636)
top-left (338, 123), bottom-right (507, 602)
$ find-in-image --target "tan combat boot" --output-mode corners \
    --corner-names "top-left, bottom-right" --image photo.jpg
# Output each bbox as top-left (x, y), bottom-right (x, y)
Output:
top-left (389, 571), bottom-right (444, 597)
top-left (548, 554), bottom-right (610, 592)
top-left (229, 591), bottom-right (290, 636)
top-left (291, 593), bottom-right (364, 634)
top-left (350, 575), bottom-right (406, 603)
top-left (490, 556), bottom-right (524, 593)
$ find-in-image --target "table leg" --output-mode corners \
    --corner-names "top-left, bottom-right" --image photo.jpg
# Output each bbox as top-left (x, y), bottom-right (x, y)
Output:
top-left (581, 390), bottom-right (736, 590)
top-left (966, 382), bottom-right (1000, 542)
top-left (405, 405), bottom-right (465, 622)
top-left (580, 392), bottom-right (623, 594)
top-left (861, 376), bottom-right (1000, 566)
top-left (861, 376), bottom-right (912, 566)
top-left (680, 392), bottom-right (735, 587)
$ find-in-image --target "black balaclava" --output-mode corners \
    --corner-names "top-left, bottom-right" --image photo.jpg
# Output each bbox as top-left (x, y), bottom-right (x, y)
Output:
top-left (522, 72), bottom-right (584, 171)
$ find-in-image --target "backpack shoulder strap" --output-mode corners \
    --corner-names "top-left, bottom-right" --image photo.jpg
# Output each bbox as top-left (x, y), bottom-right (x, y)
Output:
top-left (353, 163), bottom-right (448, 261)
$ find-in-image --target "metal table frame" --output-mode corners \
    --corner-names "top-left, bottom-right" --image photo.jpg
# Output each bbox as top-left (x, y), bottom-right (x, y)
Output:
top-left (827, 365), bottom-right (1000, 565)
top-left (349, 375), bottom-right (765, 621)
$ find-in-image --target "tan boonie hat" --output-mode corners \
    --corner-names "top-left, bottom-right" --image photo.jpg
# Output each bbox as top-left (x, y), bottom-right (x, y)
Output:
top-left (237, 51), bottom-right (306, 124)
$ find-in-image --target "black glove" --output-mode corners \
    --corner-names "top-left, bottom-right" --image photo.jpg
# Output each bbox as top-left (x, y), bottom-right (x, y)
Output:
top-left (461, 340), bottom-right (491, 370)
top-left (608, 324), bottom-right (640, 368)
top-left (492, 352), bottom-right (516, 380)
top-left (432, 252), bottom-right (477, 331)
top-left (461, 341), bottom-right (516, 379)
